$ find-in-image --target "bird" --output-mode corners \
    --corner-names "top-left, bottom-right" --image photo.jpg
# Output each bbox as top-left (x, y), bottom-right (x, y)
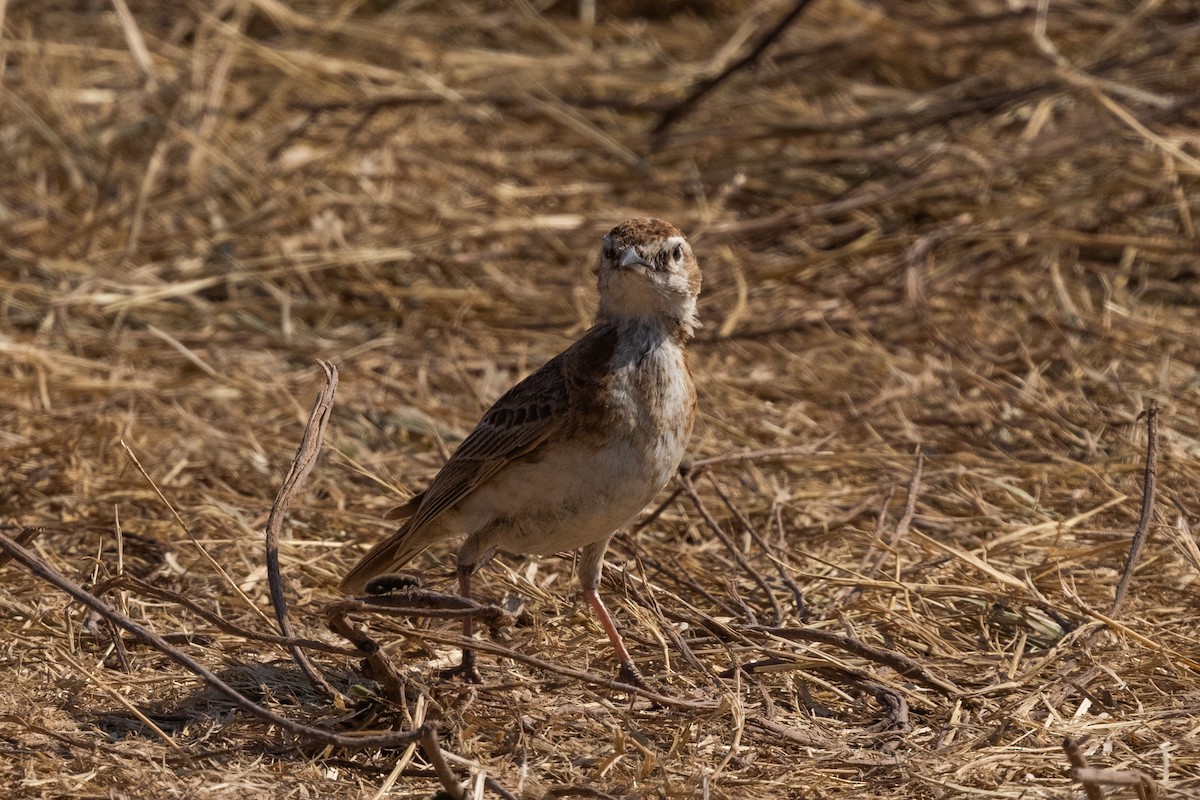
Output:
top-left (341, 217), bottom-right (701, 686)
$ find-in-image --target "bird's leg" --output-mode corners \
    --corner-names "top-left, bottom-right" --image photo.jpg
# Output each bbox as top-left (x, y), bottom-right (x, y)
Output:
top-left (579, 537), bottom-right (646, 688)
top-left (439, 563), bottom-right (482, 683)
top-left (584, 586), bottom-right (646, 688)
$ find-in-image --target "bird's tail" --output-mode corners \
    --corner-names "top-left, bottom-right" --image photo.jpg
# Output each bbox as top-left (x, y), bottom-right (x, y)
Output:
top-left (340, 493), bottom-right (429, 594)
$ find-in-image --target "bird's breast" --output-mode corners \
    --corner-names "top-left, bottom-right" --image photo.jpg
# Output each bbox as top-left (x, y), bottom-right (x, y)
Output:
top-left (604, 334), bottom-right (695, 477)
top-left (467, 323), bottom-right (697, 556)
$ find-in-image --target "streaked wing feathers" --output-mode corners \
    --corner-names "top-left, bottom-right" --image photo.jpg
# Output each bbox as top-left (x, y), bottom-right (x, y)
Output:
top-left (402, 362), bottom-right (569, 533)
top-left (341, 325), bottom-right (618, 592)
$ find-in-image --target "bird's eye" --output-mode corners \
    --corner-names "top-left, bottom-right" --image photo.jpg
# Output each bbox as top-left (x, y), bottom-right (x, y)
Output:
top-left (602, 234), bottom-right (617, 260)
top-left (672, 243), bottom-right (684, 263)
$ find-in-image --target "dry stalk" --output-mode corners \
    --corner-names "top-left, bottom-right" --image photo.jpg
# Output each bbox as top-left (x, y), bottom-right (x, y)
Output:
top-left (839, 447), bottom-right (924, 610)
top-left (1073, 768), bottom-right (1158, 800)
top-left (327, 610), bottom-right (406, 704)
top-left (109, 0), bottom-right (155, 84)
top-left (680, 472), bottom-right (783, 623)
top-left (1062, 737), bottom-right (1107, 800)
top-left (263, 360), bottom-right (342, 701)
top-left (0, 526), bottom-right (45, 568)
top-left (484, 776), bottom-right (522, 800)
top-left (708, 476), bottom-right (806, 624)
top-left (747, 625), bottom-right (961, 697)
top-left (420, 726), bottom-right (466, 800)
top-left (404, 629), bottom-right (716, 712)
top-left (1111, 406), bottom-right (1159, 617)
top-left (118, 441), bottom-right (271, 624)
top-left (625, 556), bottom-right (723, 687)
top-left (331, 598), bottom-right (513, 624)
top-left (651, 0), bottom-right (817, 141)
top-left (54, 646), bottom-right (183, 752)
top-left (542, 787), bottom-right (624, 799)
top-left (96, 574), bottom-right (357, 654)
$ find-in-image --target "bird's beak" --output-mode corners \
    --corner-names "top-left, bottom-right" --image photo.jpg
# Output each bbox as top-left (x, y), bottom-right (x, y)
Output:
top-left (617, 246), bottom-right (651, 270)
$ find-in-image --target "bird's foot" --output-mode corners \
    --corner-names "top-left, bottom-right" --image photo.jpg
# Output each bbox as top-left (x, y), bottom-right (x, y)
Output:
top-left (439, 650), bottom-right (483, 684)
top-left (617, 661), bottom-right (648, 690)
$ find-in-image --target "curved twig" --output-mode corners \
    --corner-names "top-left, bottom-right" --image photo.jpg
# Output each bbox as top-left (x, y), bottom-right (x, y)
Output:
top-left (264, 360), bottom-right (343, 701)
top-left (680, 473), bottom-right (783, 624)
top-left (408, 629), bottom-right (719, 712)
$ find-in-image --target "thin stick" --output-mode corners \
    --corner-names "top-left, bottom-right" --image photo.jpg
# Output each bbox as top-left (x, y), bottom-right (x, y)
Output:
top-left (328, 610), bottom-right (407, 704)
top-left (651, 0), bottom-right (817, 141)
top-left (56, 647), bottom-right (182, 752)
top-left (330, 597), bottom-right (515, 627)
top-left (890, 447), bottom-right (923, 548)
top-left (1062, 737), bottom-right (1106, 800)
top-left (857, 447), bottom-right (925, 587)
top-left (97, 574), bottom-right (357, 655)
top-left (749, 625), bottom-right (961, 697)
top-left (264, 360), bottom-right (342, 700)
top-left (543, 787), bottom-right (624, 799)
top-left (121, 135), bottom-right (169, 263)
top-left (709, 476), bottom-right (805, 624)
top-left (772, 504), bottom-right (808, 620)
top-left (484, 776), bottom-right (521, 800)
top-left (0, 526), bottom-right (45, 568)
top-left (119, 440), bottom-right (270, 623)
top-left (1111, 406), bottom-right (1159, 616)
top-left (1073, 768), bottom-right (1158, 800)
top-left (680, 473), bottom-right (783, 624)
top-left (108, 495), bottom-right (132, 672)
top-left (146, 324), bottom-right (224, 379)
top-left (833, 669), bottom-right (909, 737)
top-left (689, 445), bottom-right (818, 471)
top-left (1033, 0), bottom-right (1200, 174)
top-left (421, 727), bottom-right (466, 800)
top-left (632, 445), bottom-right (821, 538)
top-left (109, 0), bottom-right (156, 83)
top-left (403, 629), bottom-right (717, 712)
top-left (628, 556), bottom-right (722, 687)
top-left (0, 531), bottom-right (427, 751)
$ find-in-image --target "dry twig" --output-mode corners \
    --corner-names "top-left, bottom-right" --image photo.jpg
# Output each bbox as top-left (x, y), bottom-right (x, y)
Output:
top-left (651, 0), bottom-right (817, 141)
top-left (681, 472), bottom-right (783, 623)
top-left (747, 625), bottom-right (961, 697)
top-left (263, 360), bottom-right (342, 701)
top-left (1111, 406), bottom-right (1159, 616)
top-left (1062, 737), bottom-right (1107, 800)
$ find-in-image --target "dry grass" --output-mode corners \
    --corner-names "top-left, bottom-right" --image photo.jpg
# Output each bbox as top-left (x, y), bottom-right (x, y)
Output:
top-left (2, 0), bottom-right (1199, 797)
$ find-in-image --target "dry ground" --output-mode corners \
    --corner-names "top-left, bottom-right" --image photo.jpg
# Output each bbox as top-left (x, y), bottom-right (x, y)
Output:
top-left (2, 1), bottom-right (1199, 798)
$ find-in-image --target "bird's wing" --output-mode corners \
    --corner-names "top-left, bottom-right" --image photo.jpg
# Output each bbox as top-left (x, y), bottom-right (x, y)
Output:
top-left (341, 331), bottom-right (600, 592)
top-left (402, 359), bottom-right (570, 533)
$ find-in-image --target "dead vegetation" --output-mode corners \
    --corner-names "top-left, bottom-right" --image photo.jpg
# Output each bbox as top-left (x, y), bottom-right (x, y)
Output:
top-left (2, 0), bottom-right (1199, 797)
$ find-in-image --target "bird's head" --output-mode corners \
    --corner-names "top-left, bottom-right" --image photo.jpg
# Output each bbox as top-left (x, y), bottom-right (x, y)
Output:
top-left (596, 218), bottom-right (701, 339)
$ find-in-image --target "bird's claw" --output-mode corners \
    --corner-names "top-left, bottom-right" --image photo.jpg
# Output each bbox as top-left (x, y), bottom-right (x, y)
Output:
top-left (440, 651), bottom-right (483, 684)
top-left (617, 662), bottom-right (648, 690)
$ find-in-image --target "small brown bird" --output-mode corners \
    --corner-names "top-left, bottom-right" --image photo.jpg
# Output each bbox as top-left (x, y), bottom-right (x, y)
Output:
top-left (342, 218), bottom-right (701, 685)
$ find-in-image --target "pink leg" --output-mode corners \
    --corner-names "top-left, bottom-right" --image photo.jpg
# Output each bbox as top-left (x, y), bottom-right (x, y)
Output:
top-left (440, 566), bottom-right (482, 683)
top-left (585, 586), bottom-right (645, 687)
